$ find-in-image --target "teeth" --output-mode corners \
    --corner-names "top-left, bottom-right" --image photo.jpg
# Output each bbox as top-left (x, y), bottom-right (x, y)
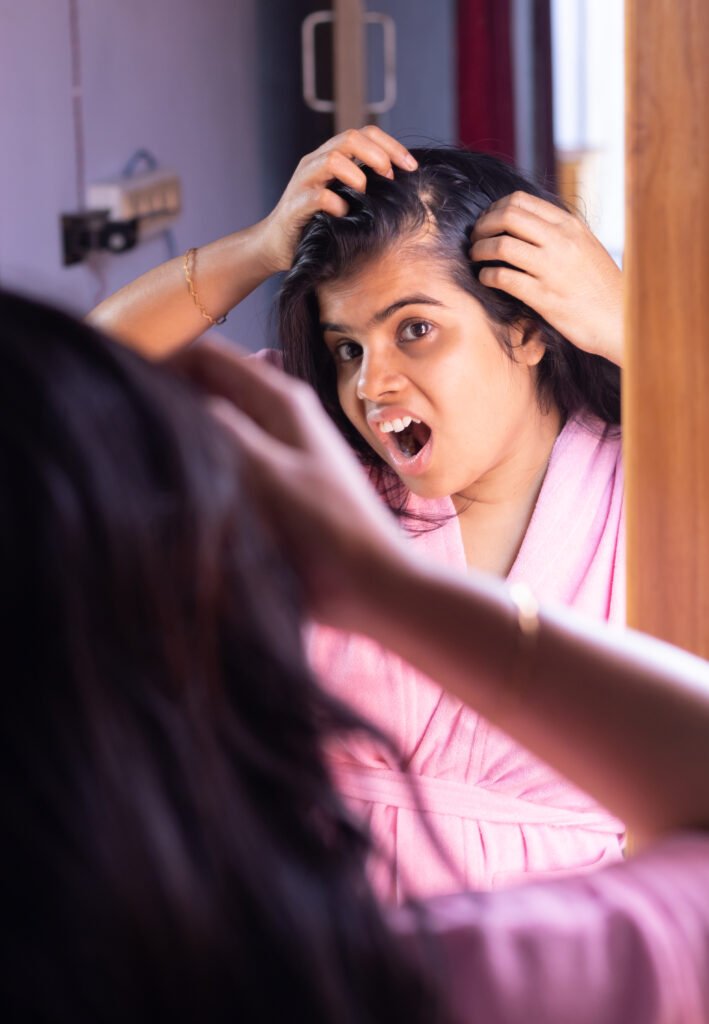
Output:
top-left (378, 415), bottom-right (413, 434)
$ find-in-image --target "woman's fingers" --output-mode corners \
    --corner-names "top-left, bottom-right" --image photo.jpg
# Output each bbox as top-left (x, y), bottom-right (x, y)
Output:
top-left (472, 203), bottom-right (554, 246)
top-left (478, 265), bottom-right (540, 308)
top-left (180, 339), bottom-right (358, 470)
top-left (321, 150), bottom-right (369, 192)
top-left (310, 127), bottom-right (417, 181)
top-left (310, 187), bottom-right (350, 219)
top-left (471, 235), bottom-right (542, 277)
top-left (359, 124), bottom-right (419, 171)
top-left (178, 340), bottom-right (310, 447)
top-left (483, 190), bottom-right (565, 225)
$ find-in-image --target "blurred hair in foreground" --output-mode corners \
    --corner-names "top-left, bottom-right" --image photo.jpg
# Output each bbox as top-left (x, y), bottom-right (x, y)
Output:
top-left (0, 290), bottom-right (446, 1023)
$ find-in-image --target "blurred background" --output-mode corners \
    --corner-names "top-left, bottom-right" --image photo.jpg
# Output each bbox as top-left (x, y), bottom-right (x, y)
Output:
top-left (0, 0), bottom-right (624, 348)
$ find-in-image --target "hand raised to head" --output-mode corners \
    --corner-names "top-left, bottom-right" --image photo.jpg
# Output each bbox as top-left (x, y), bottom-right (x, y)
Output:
top-left (177, 339), bottom-right (404, 628)
top-left (471, 192), bottom-right (623, 367)
top-left (260, 126), bottom-right (418, 275)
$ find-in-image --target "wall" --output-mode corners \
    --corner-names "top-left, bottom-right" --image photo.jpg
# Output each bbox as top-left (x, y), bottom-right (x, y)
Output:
top-left (366, 0), bottom-right (457, 146)
top-left (551, 0), bottom-right (625, 264)
top-left (0, 0), bottom-right (274, 346)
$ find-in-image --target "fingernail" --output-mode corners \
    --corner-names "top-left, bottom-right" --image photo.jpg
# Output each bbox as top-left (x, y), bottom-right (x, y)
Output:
top-left (405, 155), bottom-right (417, 170)
top-left (386, 167), bottom-right (395, 179)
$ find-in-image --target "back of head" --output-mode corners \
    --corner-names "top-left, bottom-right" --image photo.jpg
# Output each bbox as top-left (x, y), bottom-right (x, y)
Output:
top-left (0, 291), bottom-right (444, 1023)
top-left (279, 146), bottom-right (620, 469)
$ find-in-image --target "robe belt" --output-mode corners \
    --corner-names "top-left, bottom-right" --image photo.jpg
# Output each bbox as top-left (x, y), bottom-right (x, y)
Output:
top-left (333, 764), bottom-right (625, 833)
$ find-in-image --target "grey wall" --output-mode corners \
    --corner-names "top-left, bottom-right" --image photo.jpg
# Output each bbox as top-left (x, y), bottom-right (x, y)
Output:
top-left (0, 0), bottom-right (456, 346)
top-left (0, 0), bottom-right (274, 346)
top-left (366, 0), bottom-right (457, 147)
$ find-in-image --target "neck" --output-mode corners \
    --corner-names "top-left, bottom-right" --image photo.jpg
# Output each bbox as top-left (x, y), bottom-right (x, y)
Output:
top-left (453, 404), bottom-right (564, 577)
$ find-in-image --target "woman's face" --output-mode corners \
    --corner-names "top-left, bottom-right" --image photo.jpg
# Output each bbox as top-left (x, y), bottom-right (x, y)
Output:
top-left (318, 244), bottom-right (550, 501)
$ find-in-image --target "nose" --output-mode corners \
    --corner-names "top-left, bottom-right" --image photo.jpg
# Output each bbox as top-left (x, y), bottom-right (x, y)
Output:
top-left (355, 348), bottom-right (405, 401)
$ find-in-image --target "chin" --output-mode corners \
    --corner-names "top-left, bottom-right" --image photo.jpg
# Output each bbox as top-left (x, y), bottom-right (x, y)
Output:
top-left (401, 477), bottom-right (452, 502)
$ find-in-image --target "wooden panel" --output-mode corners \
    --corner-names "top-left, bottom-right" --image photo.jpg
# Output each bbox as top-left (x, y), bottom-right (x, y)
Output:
top-left (625, 0), bottom-right (709, 655)
top-left (333, 0), bottom-right (366, 131)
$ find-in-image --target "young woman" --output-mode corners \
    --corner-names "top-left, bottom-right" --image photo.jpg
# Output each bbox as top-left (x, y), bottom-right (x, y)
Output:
top-left (3, 290), bottom-right (708, 1023)
top-left (90, 127), bottom-right (625, 897)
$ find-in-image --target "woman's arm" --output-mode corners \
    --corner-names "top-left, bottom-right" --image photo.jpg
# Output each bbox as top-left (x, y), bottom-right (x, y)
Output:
top-left (89, 127), bottom-right (417, 359)
top-left (89, 225), bottom-right (276, 358)
top-left (184, 339), bottom-right (709, 845)
top-left (353, 550), bottom-right (709, 846)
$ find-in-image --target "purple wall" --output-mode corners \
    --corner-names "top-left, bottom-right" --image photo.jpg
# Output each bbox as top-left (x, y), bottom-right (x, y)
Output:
top-left (0, 0), bottom-right (274, 347)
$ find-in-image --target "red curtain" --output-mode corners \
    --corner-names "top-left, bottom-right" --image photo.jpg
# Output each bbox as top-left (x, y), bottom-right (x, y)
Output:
top-left (457, 0), bottom-right (516, 161)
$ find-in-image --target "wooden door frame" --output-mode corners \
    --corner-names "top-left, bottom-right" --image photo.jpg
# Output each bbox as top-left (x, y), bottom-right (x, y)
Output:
top-left (625, 0), bottom-right (709, 656)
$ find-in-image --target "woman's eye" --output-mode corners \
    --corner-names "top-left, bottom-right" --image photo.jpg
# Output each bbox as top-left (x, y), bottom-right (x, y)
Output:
top-left (401, 321), bottom-right (432, 341)
top-left (335, 340), bottom-right (362, 363)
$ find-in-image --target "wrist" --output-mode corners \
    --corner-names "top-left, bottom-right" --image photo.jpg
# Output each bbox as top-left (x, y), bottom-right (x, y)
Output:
top-left (590, 316), bottom-right (623, 367)
top-left (252, 214), bottom-right (291, 276)
top-left (328, 537), bottom-right (426, 639)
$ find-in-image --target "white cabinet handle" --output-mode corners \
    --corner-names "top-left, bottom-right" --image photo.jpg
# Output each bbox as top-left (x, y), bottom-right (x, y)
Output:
top-left (302, 11), bottom-right (336, 113)
top-left (301, 10), bottom-right (397, 116)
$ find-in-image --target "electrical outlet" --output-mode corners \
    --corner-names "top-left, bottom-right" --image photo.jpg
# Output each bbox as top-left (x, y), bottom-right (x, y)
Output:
top-left (61, 211), bottom-right (140, 265)
top-left (87, 169), bottom-right (182, 241)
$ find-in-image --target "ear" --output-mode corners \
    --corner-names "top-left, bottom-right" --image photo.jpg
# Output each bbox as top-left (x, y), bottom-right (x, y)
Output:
top-left (511, 324), bottom-right (546, 368)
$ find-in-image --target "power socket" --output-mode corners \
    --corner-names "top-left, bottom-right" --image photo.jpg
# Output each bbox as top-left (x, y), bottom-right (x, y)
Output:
top-left (61, 210), bottom-right (140, 265)
top-left (87, 168), bottom-right (182, 241)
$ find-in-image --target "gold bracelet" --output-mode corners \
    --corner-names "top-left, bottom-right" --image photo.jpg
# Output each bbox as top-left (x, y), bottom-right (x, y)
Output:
top-left (183, 247), bottom-right (227, 328)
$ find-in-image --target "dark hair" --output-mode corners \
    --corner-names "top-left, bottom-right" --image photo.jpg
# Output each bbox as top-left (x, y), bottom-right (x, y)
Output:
top-left (279, 147), bottom-right (620, 511)
top-left (0, 291), bottom-right (446, 1023)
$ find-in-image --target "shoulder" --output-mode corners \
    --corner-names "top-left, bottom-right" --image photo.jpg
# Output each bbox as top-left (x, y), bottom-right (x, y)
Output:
top-left (393, 833), bottom-right (709, 1023)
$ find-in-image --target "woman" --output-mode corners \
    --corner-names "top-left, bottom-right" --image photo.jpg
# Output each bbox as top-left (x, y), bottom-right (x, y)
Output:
top-left (3, 290), bottom-right (708, 1022)
top-left (91, 127), bottom-right (625, 896)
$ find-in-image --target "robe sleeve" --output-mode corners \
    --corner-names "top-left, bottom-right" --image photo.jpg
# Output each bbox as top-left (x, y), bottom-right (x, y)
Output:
top-left (393, 833), bottom-right (709, 1024)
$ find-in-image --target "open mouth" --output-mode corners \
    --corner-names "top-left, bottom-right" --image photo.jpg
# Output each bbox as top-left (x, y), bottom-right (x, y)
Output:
top-left (374, 414), bottom-right (433, 472)
top-left (391, 419), bottom-right (431, 459)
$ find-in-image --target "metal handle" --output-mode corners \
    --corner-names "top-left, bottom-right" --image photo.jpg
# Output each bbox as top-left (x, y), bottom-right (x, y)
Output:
top-left (302, 11), bottom-right (335, 113)
top-left (302, 9), bottom-right (397, 116)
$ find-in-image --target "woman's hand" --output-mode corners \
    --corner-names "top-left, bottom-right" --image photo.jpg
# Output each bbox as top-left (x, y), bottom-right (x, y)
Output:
top-left (180, 339), bottom-right (405, 630)
top-left (259, 126), bottom-right (418, 274)
top-left (470, 192), bottom-right (623, 366)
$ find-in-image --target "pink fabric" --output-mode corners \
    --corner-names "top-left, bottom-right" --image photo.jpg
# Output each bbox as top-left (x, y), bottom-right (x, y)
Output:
top-left (309, 415), bottom-right (626, 900)
top-left (394, 833), bottom-right (709, 1023)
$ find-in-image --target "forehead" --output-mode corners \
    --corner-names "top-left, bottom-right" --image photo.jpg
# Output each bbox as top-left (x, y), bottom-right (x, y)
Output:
top-left (317, 244), bottom-right (464, 322)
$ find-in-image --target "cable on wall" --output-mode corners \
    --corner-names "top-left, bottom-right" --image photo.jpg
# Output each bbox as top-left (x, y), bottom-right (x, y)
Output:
top-left (68, 0), bottom-right (87, 212)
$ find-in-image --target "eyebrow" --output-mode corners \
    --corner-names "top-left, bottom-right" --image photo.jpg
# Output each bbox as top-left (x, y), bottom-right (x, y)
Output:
top-left (320, 294), bottom-right (446, 334)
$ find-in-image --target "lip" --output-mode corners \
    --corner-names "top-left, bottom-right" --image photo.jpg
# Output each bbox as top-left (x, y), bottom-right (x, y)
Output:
top-left (366, 405), bottom-right (434, 478)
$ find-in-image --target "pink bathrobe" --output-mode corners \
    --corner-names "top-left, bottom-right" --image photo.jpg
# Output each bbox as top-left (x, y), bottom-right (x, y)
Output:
top-left (309, 414), bottom-right (626, 900)
top-left (396, 833), bottom-right (709, 1023)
